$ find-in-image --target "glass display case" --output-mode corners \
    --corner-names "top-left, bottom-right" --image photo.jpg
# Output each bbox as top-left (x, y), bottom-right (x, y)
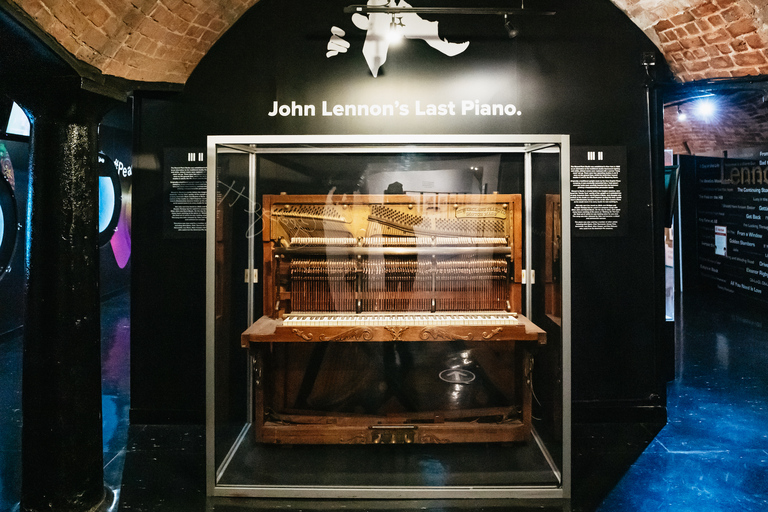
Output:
top-left (206, 134), bottom-right (570, 500)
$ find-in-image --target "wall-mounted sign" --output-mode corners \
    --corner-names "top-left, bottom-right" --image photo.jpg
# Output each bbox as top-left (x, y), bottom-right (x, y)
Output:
top-left (570, 146), bottom-right (628, 236)
top-left (695, 157), bottom-right (767, 302)
top-left (256, 0), bottom-right (528, 134)
top-left (163, 148), bottom-right (207, 238)
top-left (266, 100), bottom-right (523, 119)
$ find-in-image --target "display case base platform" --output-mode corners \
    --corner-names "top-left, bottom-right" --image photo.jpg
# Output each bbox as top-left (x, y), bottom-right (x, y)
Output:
top-left (214, 424), bottom-right (562, 498)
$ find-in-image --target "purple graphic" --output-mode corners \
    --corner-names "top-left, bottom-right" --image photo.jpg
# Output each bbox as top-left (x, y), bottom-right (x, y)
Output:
top-left (110, 185), bottom-right (131, 269)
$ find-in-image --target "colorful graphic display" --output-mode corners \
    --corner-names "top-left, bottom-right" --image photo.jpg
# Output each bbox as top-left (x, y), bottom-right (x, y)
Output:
top-left (0, 143), bottom-right (17, 280)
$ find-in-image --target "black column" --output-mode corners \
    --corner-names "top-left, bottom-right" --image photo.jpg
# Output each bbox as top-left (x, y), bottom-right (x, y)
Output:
top-left (20, 98), bottom-right (108, 512)
top-left (0, 6), bottom-right (126, 510)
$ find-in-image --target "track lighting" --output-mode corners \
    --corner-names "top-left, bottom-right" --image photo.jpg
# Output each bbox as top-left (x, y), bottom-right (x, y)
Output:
top-left (504, 14), bottom-right (519, 39)
top-left (665, 93), bottom-right (716, 123)
top-left (344, 3), bottom-right (556, 41)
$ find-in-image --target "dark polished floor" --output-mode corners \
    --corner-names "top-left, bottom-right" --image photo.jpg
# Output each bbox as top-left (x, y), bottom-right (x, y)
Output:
top-left (1, 285), bottom-right (768, 511)
top-left (591, 287), bottom-right (768, 512)
top-left (0, 291), bottom-right (131, 512)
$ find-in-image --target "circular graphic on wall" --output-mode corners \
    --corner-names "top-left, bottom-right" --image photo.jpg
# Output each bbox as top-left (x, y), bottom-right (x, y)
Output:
top-left (0, 144), bottom-right (18, 281)
top-left (98, 152), bottom-right (122, 248)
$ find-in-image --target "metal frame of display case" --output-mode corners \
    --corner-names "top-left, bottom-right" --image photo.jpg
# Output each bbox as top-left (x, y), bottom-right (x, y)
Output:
top-left (205, 134), bottom-right (571, 500)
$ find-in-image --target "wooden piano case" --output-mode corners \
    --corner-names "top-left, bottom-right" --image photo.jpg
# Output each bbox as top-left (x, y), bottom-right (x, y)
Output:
top-left (242, 193), bottom-right (546, 445)
top-left (545, 194), bottom-right (562, 322)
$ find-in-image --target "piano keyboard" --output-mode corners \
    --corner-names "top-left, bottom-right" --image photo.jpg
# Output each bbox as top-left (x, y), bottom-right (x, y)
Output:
top-left (282, 313), bottom-right (519, 327)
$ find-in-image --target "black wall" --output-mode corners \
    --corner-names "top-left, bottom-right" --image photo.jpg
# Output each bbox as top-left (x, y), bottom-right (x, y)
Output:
top-left (131, 0), bottom-right (672, 423)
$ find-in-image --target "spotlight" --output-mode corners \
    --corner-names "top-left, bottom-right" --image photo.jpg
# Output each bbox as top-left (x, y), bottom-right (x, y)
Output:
top-left (388, 14), bottom-right (404, 43)
top-left (695, 98), bottom-right (716, 120)
top-left (504, 14), bottom-right (519, 38)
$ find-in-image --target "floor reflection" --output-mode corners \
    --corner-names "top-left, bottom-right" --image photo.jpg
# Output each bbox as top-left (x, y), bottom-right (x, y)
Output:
top-left (0, 291), bottom-right (130, 511)
top-left (101, 293), bottom-right (131, 493)
top-left (594, 288), bottom-right (768, 511)
top-left (0, 331), bottom-right (21, 512)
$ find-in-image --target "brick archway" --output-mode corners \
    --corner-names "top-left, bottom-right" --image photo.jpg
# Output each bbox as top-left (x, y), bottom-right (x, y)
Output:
top-left (4, 0), bottom-right (260, 84)
top-left (612, 0), bottom-right (768, 82)
top-left (3, 0), bottom-right (767, 85)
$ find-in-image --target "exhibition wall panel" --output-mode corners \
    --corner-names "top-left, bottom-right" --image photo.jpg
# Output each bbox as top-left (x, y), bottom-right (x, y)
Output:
top-left (131, 0), bottom-right (672, 423)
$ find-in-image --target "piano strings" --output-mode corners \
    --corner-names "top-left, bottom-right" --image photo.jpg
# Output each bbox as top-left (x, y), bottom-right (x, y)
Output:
top-left (289, 258), bottom-right (356, 312)
top-left (288, 255), bottom-right (508, 313)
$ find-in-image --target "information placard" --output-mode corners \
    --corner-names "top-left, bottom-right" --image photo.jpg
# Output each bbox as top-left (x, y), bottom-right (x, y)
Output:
top-left (570, 146), bottom-right (628, 236)
top-left (695, 157), bottom-right (768, 302)
top-left (696, 158), bottom-right (768, 300)
top-left (163, 148), bottom-right (207, 238)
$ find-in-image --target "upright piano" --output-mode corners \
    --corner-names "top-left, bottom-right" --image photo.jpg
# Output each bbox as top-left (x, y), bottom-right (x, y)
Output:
top-left (241, 193), bottom-right (546, 444)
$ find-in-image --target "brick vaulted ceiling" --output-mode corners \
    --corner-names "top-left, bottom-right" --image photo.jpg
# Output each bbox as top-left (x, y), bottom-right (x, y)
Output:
top-left (611, 0), bottom-right (768, 82)
top-left (5, 0), bottom-right (261, 84)
top-left (3, 0), bottom-right (768, 86)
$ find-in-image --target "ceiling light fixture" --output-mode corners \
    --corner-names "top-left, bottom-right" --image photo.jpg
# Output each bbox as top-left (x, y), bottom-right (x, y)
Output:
top-left (504, 14), bottom-right (519, 39)
top-left (344, 3), bottom-right (555, 39)
top-left (695, 98), bottom-right (716, 120)
top-left (388, 13), bottom-right (405, 43)
top-left (343, 4), bottom-right (555, 16)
